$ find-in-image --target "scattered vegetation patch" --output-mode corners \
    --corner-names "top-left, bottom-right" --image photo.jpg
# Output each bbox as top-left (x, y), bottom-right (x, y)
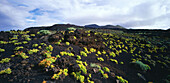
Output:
top-left (38, 30), bottom-right (51, 35)
top-left (0, 68), bottom-right (12, 74)
top-left (131, 61), bottom-right (151, 71)
top-left (0, 28), bottom-right (169, 83)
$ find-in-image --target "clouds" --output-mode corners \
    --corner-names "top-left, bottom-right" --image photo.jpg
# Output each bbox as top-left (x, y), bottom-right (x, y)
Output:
top-left (0, 0), bottom-right (170, 30)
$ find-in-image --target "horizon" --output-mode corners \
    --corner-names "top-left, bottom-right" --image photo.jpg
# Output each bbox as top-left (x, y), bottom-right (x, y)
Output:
top-left (0, 23), bottom-right (170, 31)
top-left (0, 0), bottom-right (170, 31)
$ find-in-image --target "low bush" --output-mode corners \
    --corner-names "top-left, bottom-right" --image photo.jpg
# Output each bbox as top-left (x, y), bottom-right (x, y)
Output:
top-left (38, 30), bottom-right (51, 35)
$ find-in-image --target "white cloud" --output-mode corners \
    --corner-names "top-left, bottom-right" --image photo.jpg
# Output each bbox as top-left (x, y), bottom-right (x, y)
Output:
top-left (0, 0), bottom-right (170, 30)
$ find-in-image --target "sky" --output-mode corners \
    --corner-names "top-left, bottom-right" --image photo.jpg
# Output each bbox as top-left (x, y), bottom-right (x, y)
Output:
top-left (0, 0), bottom-right (170, 31)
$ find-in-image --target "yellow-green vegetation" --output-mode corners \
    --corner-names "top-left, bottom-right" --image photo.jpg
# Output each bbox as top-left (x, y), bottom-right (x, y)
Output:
top-left (116, 76), bottom-right (128, 83)
top-left (28, 49), bottom-right (39, 54)
top-left (97, 51), bottom-right (101, 55)
top-left (32, 44), bottom-right (38, 47)
top-left (131, 61), bottom-right (151, 71)
top-left (40, 43), bottom-right (47, 46)
top-left (110, 59), bottom-right (118, 64)
top-left (38, 30), bottom-right (51, 35)
top-left (76, 55), bottom-right (81, 60)
top-left (39, 57), bottom-right (56, 67)
top-left (14, 46), bottom-right (24, 50)
top-left (109, 52), bottom-right (116, 57)
top-left (56, 55), bottom-right (61, 58)
top-left (97, 57), bottom-right (104, 61)
top-left (42, 51), bottom-right (52, 58)
top-left (74, 36), bottom-right (77, 39)
top-left (51, 69), bottom-right (68, 80)
top-left (11, 55), bottom-right (15, 57)
top-left (66, 42), bottom-right (70, 45)
top-left (120, 62), bottom-right (124, 64)
top-left (80, 51), bottom-right (87, 57)
top-left (10, 35), bottom-right (18, 40)
top-left (0, 48), bottom-right (5, 52)
top-left (38, 46), bottom-right (42, 49)
top-left (67, 27), bottom-right (76, 31)
top-left (0, 41), bottom-right (8, 44)
top-left (46, 45), bottom-right (53, 52)
top-left (15, 51), bottom-right (29, 59)
top-left (22, 41), bottom-right (28, 44)
top-left (103, 67), bottom-right (110, 72)
top-left (14, 42), bottom-right (22, 45)
top-left (83, 47), bottom-right (90, 54)
top-left (90, 63), bottom-right (101, 69)
top-left (60, 51), bottom-right (74, 56)
top-left (76, 60), bottom-right (87, 74)
top-left (87, 77), bottom-right (94, 83)
top-left (0, 58), bottom-right (11, 63)
top-left (71, 71), bottom-right (85, 83)
top-left (0, 68), bottom-right (12, 74)
top-left (22, 35), bottom-right (31, 41)
top-left (0, 28), bottom-right (169, 83)
top-left (103, 73), bottom-right (109, 79)
top-left (90, 48), bottom-right (96, 52)
top-left (55, 41), bottom-right (61, 45)
top-left (98, 69), bottom-right (109, 79)
top-left (102, 50), bottom-right (106, 54)
top-left (30, 34), bottom-right (35, 36)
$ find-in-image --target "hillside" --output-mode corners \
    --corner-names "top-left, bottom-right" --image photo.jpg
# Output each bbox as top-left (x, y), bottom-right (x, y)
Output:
top-left (85, 24), bottom-right (126, 30)
top-left (0, 26), bottom-right (170, 83)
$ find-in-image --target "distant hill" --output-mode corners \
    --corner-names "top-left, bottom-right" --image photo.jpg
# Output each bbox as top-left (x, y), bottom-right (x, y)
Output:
top-left (24, 24), bottom-right (84, 31)
top-left (84, 24), bottom-right (100, 28)
top-left (24, 24), bottom-right (126, 31)
top-left (85, 24), bottom-right (126, 30)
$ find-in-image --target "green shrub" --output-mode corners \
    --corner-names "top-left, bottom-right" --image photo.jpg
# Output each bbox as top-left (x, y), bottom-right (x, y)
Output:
top-left (131, 61), bottom-right (151, 71)
top-left (0, 48), bottom-right (5, 52)
top-left (0, 41), bottom-right (8, 44)
top-left (55, 42), bottom-right (61, 45)
top-left (28, 49), bottom-right (39, 55)
top-left (110, 59), bottom-right (118, 64)
top-left (15, 51), bottom-right (29, 59)
top-left (51, 69), bottom-right (68, 80)
top-left (67, 27), bottom-right (76, 31)
top-left (103, 67), bottom-right (110, 72)
top-left (22, 41), bottom-right (28, 44)
top-left (0, 58), bottom-right (11, 63)
top-left (14, 46), bottom-right (24, 50)
top-left (38, 30), bottom-right (51, 35)
top-left (97, 51), bottom-right (101, 55)
top-left (46, 45), bottom-right (53, 52)
top-left (103, 73), bottom-right (109, 79)
top-left (40, 43), bottom-right (47, 46)
top-left (43, 51), bottom-right (52, 58)
top-left (71, 71), bottom-right (85, 83)
top-left (109, 52), bottom-right (116, 57)
top-left (77, 55), bottom-right (81, 60)
top-left (66, 42), bottom-right (70, 45)
top-left (80, 51), bottom-right (87, 57)
top-left (116, 76), bottom-right (128, 83)
top-left (32, 44), bottom-right (38, 47)
top-left (90, 48), bottom-right (96, 52)
top-left (99, 69), bottom-right (104, 74)
top-left (90, 63), bottom-right (101, 69)
top-left (0, 68), bottom-right (12, 74)
top-left (78, 63), bottom-right (87, 74)
top-left (30, 34), bottom-right (35, 36)
top-left (22, 35), bottom-right (31, 41)
top-left (97, 57), bottom-right (104, 61)
top-left (56, 55), bottom-right (61, 58)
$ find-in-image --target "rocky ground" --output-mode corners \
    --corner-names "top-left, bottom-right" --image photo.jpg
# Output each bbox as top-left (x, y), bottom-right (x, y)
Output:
top-left (0, 27), bottom-right (169, 83)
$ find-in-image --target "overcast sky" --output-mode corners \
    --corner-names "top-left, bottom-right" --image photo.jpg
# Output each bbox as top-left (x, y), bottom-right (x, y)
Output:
top-left (0, 0), bottom-right (170, 31)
